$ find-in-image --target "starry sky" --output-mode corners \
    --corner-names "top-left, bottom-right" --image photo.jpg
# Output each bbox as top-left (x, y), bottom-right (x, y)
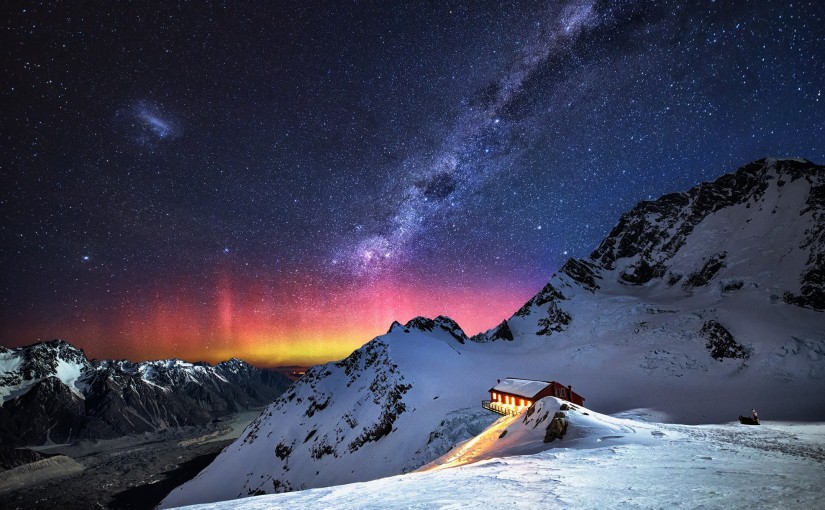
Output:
top-left (2, 1), bottom-right (824, 367)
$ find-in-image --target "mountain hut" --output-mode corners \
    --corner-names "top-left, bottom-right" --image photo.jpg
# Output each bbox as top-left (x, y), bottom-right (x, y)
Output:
top-left (482, 377), bottom-right (585, 415)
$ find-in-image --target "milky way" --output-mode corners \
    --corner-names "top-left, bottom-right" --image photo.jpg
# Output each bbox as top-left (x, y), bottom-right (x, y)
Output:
top-left (2, 1), bottom-right (824, 366)
top-left (339, 2), bottom-right (603, 276)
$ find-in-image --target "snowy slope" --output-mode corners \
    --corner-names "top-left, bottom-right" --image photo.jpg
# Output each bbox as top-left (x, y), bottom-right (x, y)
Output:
top-left (161, 158), bottom-right (824, 508)
top-left (420, 397), bottom-right (665, 471)
top-left (169, 400), bottom-right (825, 510)
top-left (160, 317), bottom-right (509, 506)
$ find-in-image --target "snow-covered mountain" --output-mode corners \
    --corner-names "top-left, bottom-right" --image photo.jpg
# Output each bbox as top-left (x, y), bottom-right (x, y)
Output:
top-left (167, 398), bottom-right (825, 510)
top-left (0, 339), bottom-right (291, 445)
top-left (160, 158), bottom-right (824, 508)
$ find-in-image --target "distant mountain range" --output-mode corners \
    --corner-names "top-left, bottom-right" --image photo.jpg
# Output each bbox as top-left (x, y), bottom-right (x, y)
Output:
top-left (0, 339), bottom-right (292, 446)
top-left (160, 158), bottom-right (825, 508)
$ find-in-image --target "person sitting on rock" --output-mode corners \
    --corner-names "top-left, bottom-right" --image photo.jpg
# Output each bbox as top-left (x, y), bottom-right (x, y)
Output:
top-left (751, 409), bottom-right (758, 421)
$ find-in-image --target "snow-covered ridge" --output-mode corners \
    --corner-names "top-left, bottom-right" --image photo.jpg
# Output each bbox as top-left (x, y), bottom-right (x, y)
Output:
top-left (162, 158), bottom-right (824, 508)
top-left (586, 158), bottom-right (823, 306)
top-left (0, 339), bottom-right (90, 402)
top-left (0, 339), bottom-right (291, 445)
top-left (158, 319), bottom-right (497, 508)
top-left (477, 157), bottom-right (824, 343)
top-left (1, 341), bottom-right (230, 405)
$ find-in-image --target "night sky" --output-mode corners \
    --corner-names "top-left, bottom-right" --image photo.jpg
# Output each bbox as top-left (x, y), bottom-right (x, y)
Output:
top-left (2, 1), bottom-right (824, 367)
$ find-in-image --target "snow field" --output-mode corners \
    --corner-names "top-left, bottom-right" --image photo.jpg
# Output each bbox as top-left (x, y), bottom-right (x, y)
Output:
top-left (170, 414), bottom-right (825, 510)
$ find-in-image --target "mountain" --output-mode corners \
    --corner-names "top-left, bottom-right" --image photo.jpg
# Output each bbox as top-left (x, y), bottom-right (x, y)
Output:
top-left (160, 158), bottom-right (824, 508)
top-left (0, 340), bottom-right (292, 446)
top-left (162, 397), bottom-right (825, 510)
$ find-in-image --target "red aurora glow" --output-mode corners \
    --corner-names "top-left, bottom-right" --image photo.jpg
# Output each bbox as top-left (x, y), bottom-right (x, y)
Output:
top-left (7, 269), bottom-right (538, 367)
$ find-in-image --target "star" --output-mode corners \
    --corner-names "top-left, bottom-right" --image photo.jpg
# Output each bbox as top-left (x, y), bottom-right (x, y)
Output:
top-left (2, 1), bottom-right (823, 367)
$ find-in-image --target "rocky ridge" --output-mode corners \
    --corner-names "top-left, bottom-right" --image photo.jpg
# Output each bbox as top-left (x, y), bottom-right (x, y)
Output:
top-left (475, 158), bottom-right (824, 342)
top-left (0, 340), bottom-right (291, 446)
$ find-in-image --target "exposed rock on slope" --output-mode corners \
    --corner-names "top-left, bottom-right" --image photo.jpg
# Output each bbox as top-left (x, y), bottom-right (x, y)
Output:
top-left (0, 340), bottom-right (291, 446)
top-left (700, 320), bottom-right (749, 361)
top-left (590, 158), bottom-right (822, 296)
top-left (493, 158), bottom-right (824, 340)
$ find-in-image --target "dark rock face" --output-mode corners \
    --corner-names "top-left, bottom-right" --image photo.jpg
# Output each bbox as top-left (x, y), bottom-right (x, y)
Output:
top-left (700, 321), bottom-right (749, 361)
top-left (400, 316), bottom-right (468, 344)
top-left (513, 282), bottom-right (566, 319)
top-left (470, 320), bottom-right (514, 343)
top-left (620, 259), bottom-right (666, 286)
top-left (722, 280), bottom-right (745, 294)
top-left (0, 377), bottom-right (87, 445)
top-left (0, 340), bottom-right (292, 446)
top-left (592, 191), bottom-right (690, 271)
top-left (533, 282), bottom-right (566, 308)
top-left (339, 340), bottom-right (413, 454)
top-left (590, 159), bottom-right (821, 287)
top-left (494, 158), bottom-right (824, 339)
top-left (559, 258), bottom-right (601, 292)
top-left (347, 379), bottom-right (411, 453)
top-left (489, 320), bottom-right (514, 341)
top-left (537, 302), bottom-right (572, 335)
top-left (509, 279), bottom-right (575, 337)
top-left (402, 317), bottom-right (436, 332)
top-left (543, 411), bottom-right (568, 443)
top-left (785, 182), bottom-right (825, 310)
top-left (684, 252), bottom-right (727, 289)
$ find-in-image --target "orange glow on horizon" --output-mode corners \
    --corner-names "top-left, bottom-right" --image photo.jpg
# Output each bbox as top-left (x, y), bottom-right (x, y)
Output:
top-left (4, 268), bottom-right (539, 367)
